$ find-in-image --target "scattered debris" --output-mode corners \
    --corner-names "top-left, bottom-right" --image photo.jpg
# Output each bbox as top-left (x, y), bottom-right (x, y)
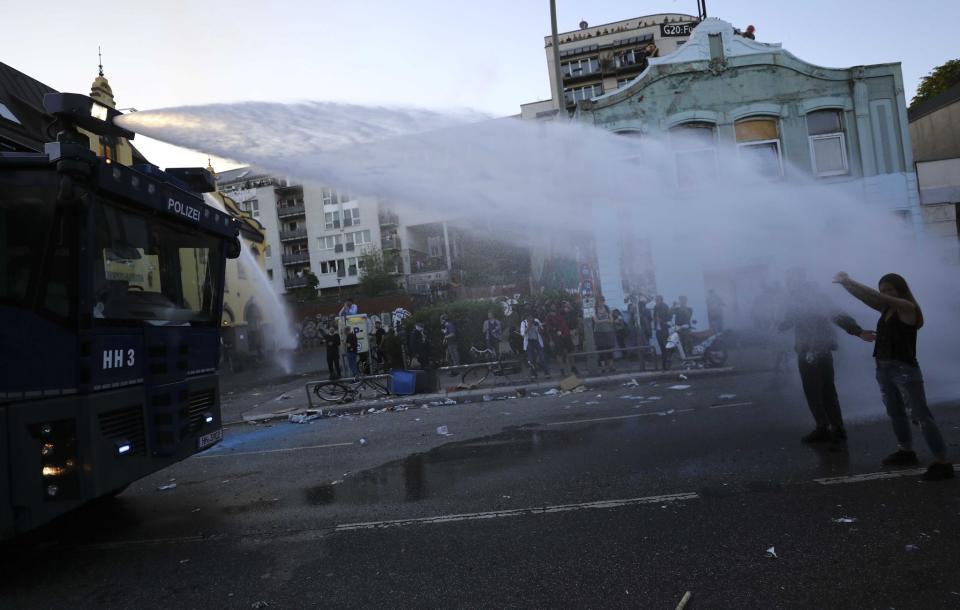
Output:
top-left (157, 483), bottom-right (177, 492)
top-left (436, 425), bottom-right (451, 436)
top-left (657, 409), bottom-right (676, 416)
top-left (676, 591), bottom-right (692, 610)
top-left (482, 394), bottom-right (493, 402)
top-left (623, 378), bottom-right (640, 388)
top-left (179, 559), bottom-right (190, 564)
top-left (251, 602), bottom-right (270, 609)
top-left (288, 411), bottom-right (322, 424)
top-left (415, 418), bottom-right (421, 422)
top-left (766, 546), bottom-right (778, 558)
top-left (543, 388), bottom-right (560, 396)
top-left (622, 395), bottom-right (646, 400)
top-left (647, 396), bottom-right (662, 400)
top-left (275, 393), bottom-right (292, 401)
top-left (560, 375), bottom-right (584, 392)
top-left (442, 398), bottom-right (457, 405)
top-left (530, 392), bottom-right (541, 397)
top-left (668, 385), bottom-right (691, 390)
top-left (905, 544), bottom-right (920, 552)
top-left (649, 382), bottom-right (658, 386)
top-left (832, 517), bottom-right (857, 524)
top-left (516, 388), bottom-right (527, 397)
top-left (585, 401), bottom-right (600, 405)
top-left (571, 386), bottom-right (587, 393)
top-left (358, 437), bottom-right (368, 447)
top-left (718, 393), bottom-right (737, 400)
top-left (678, 374), bottom-right (688, 381)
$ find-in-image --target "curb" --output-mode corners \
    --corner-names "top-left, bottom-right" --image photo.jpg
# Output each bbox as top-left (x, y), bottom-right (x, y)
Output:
top-left (228, 366), bottom-right (736, 425)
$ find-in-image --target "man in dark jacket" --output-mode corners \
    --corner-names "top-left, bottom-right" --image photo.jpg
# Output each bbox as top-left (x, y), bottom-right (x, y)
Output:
top-left (323, 325), bottom-right (341, 380)
top-left (652, 296), bottom-right (672, 370)
top-left (779, 269), bottom-right (871, 444)
top-left (408, 323), bottom-right (430, 368)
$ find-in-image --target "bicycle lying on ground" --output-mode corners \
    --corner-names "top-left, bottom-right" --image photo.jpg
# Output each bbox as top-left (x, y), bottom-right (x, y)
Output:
top-left (312, 374), bottom-right (392, 403)
top-left (459, 346), bottom-right (522, 386)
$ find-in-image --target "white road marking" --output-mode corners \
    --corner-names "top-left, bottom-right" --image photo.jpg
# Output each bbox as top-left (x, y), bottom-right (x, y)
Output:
top-left (814, 468), bottom-right (927, 485)
top-left (195, 442), bottom-right (354, 459)
top-left (708, 401), bottom-right (755, 409)
top-left (334, 492), bottom-right (700, 531)
top-left (546, 409), bottom-right (696, 426)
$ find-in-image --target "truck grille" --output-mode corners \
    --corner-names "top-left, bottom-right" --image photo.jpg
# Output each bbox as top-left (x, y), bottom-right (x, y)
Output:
top-left (98, 405), bottom-right (146, 456)
top-left (188, 389), bottom-right (216, 432)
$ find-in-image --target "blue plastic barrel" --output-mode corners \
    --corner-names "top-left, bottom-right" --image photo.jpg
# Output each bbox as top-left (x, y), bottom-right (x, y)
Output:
top-left (390, 370), bottom-right (417, 395)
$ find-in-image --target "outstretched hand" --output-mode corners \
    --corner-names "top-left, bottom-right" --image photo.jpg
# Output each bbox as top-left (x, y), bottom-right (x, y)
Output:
top-left (859, 330), bottom-right (877, 342)
top-left (833, 272), bottom-right (850, 285)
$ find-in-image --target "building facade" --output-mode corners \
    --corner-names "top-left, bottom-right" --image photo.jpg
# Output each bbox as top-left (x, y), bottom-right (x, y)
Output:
top-left (526, 18), bottom-right (921, 321)
top-left (909, 82), bottom-right (960, 246)
top-left (521, 13), bottom-right (697, 120)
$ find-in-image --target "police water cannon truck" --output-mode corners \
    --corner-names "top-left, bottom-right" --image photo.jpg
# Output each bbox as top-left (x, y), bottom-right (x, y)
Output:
top-left (0, 93), bottom-right (241, 538)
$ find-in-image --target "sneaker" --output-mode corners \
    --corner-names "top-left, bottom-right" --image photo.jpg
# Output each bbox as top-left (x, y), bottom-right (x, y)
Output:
top-left (921, 462), bottom-right (955, 481)
top-left (831, 428), bottom-right (848, 442)
top-left (882, 449), bottom-right (919, 466)
top-left (801, 428), bottom-right (832, 444)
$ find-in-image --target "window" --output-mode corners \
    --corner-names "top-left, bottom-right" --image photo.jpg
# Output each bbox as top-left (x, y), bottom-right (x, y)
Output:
top-left (616, 78), bottom-right (634, 90)
top-left (321, 187), bottom-right (351, 206)
top-left (427, 235), bottom-right (445, 258)
top-left (563, 84), bottom-right (604, 106)
top-left (345, 230), bottom-right (372, 246)
top-left (267, 269), bottom-right (274, 280)
top-left (343, 207), bottom-right (360, 227)
top-left (614, 48), bottom-right (647, 69)
top-left (561, 57), bottom-right (600, 78)
top-left (324, 211), bottom-right (341, 230)
top-left (735, 117), bottom-right (783, 179)
top-left (93, 203), bottom-right (223, 324)
top-left (319, 235), bottom-right (342, 250)
top-left (346, 257), bottom-right (359, 276)
top-left (807, 109), bottom-right (848, 177)
top-left (320, 260), bottom-right (342, 275)
top-left (670, 122), bottom-right (718, 187)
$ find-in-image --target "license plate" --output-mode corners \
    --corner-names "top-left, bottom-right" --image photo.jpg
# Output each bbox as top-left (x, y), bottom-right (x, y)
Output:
top-left (197, 428), bottom-right (223, 450)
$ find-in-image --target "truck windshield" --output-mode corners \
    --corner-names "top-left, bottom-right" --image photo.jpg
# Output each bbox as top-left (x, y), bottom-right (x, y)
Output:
top-left (93, 201), bottom-right (223, 325)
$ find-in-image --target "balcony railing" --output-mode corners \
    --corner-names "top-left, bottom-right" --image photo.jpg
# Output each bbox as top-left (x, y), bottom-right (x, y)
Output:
top-left (279, 228), bottom-right (308, 241)
top-left (284, 276), bottom-right (310, 289)
top-left (378, 211), bottom-right (399, 227)
top-left (381, 236), bottom-right (400, 250)
top-left (277, 203), bottom-right (305, 218)
top-left (281, 252), bottom-right (310, 265)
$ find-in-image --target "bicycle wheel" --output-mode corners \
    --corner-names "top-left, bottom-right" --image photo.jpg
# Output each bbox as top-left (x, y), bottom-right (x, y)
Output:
top-left (364, 376), bottom-right (391, 396)
top-left (461, 365), bottom-right (490, 386)
top-left (313, 381), bottom-right (350, 403)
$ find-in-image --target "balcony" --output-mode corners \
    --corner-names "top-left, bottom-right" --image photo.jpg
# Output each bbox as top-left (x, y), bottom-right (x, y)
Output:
top-left (378, 211), bottom-right (399, 227)
top-left (281, 252), bottom-right (310, 265)
top-left (277, 203), bottom-right (305, 218)
top-left (284, 276), bottom-right (310, 289)
top-left (381, 236), bottom-right (400, 250)
top-left (279, 228), bottom-right (308, 242)
top-left (275, 183), bottom-right (303, 195)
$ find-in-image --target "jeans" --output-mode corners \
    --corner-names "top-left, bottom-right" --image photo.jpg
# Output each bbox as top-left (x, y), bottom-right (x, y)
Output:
top-left (346, 352), bottom-right (359, 378)
top-left (326, 350), bottom-right (341, 379)
top-left (797, 351), bottom-right (844, 432)
top-left (446, 343), bottom-right (460, 366)
top-left (876, 360), bottom-right (946, 459)
top-left (526, 341), bottom-right (549, 376)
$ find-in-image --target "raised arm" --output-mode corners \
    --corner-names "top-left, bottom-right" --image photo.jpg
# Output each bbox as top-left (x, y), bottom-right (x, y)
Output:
top-left (833, 272), bottom-right (916, 322)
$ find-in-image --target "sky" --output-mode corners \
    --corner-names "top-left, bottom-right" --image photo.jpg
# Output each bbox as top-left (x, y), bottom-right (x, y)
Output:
top-left (5, 0), bottom-right (958, 170)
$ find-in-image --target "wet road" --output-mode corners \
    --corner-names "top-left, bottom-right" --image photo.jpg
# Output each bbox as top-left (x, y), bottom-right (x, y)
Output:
top-left (2, 370), bottom-right (959, 608)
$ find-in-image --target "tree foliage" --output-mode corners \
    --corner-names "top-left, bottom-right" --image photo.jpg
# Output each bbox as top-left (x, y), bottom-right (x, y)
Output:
top-left (293, 271), bottom-right (320, 301)
top-left (358, 250), bottom-right (399, 298)
top-left (911, 59), bottom-right (960, 109)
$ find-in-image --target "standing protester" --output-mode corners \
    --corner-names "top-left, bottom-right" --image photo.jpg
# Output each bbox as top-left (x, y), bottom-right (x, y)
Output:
top-left (652, 295), bottom-right (672, 370)
top-left (779, 269), bottom-right (869, 445)
top-left (372, 319), bottom-right (386, 370)
top-left (482, 311), bottom-right (503, 355)
top-left (834, 272), bottom-right (954, 480)
top-left (344, 325), bottom-right (359, 378)
top-left (408, 323), bottom-right (430, 368)
top-left (381, 327), bottom-right (405, 371)
top-left (707, 289), bottom-right (726, 333)
top-left (545, 304), bottom-right (575, 376)
top-left (592, 296), bottom-right (616, 373)
top-left (562, 301), bottom-right (582, 352)
top-left (520, 314), bottom-right (551, 379)
top-left (612, 309), bottom-right (629, 350)
top-left (671, 296), bottom-right (694, 356)
top-left (441, 314), bottom-right (460, 367)
top-left (629, 293), bottom-right (653, 347)
top-left (323, 324), bottom-right (342, 380)
top-left (338, 298), bottom-right (358, 317)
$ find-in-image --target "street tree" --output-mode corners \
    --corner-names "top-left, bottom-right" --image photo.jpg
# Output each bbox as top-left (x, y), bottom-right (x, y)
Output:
top-left (911, 59), bottom-right (960, 109)
top-left (358, 250), bottom-right (399, 297)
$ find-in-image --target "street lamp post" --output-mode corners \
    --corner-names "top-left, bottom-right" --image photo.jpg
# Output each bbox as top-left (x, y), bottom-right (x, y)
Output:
top-left (336, 277), bottom-right (342, 303)
top-left (549, 0), bottom-right (565, 111)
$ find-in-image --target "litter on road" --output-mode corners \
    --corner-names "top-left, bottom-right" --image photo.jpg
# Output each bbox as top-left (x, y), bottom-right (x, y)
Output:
top-left (905, 544), bottom-right (920, 552)
top-left (560, 375), bottom-right (584, 392)
top-left (288, 411), bottom-right (322, 424)
top-left (766, 546), bottom-right (778, 558)
top-left (482, 394), bottom-right (493, 402)
top-left (623, 379), bottom-right (640, 388)
top-left (832, 517), bottom-right (857, 523)
top-left (157, 483), bottom-right (177, 491)
top-left (676, 591), bottom-right (692, 610)
top-left (678, 374), bottom-right (688, 381)
top-left (668, 385), bottom-right (691, 390)
top-left (543, 388), bottom-right (560, 396)
top-left (718, 393), bottom-right (737, 400)
top-left (358, 437), bottom-right (369, 446)
top-left (436, 425), bottom-right (451, 436)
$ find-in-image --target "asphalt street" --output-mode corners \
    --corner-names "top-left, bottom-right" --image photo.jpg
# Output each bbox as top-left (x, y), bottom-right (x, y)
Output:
top-left (2, 367), bottom-right (959, 609)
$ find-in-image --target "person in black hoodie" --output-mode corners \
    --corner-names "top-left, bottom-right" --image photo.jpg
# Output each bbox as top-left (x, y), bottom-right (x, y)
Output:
top-left (322, 324), bottom-right (341, 380)
top-left (779, 269), bottom-right (871, 445)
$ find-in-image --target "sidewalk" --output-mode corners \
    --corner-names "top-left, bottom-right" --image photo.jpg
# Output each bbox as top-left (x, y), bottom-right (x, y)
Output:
top-left (230, 365), bottom-right (737, 425)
